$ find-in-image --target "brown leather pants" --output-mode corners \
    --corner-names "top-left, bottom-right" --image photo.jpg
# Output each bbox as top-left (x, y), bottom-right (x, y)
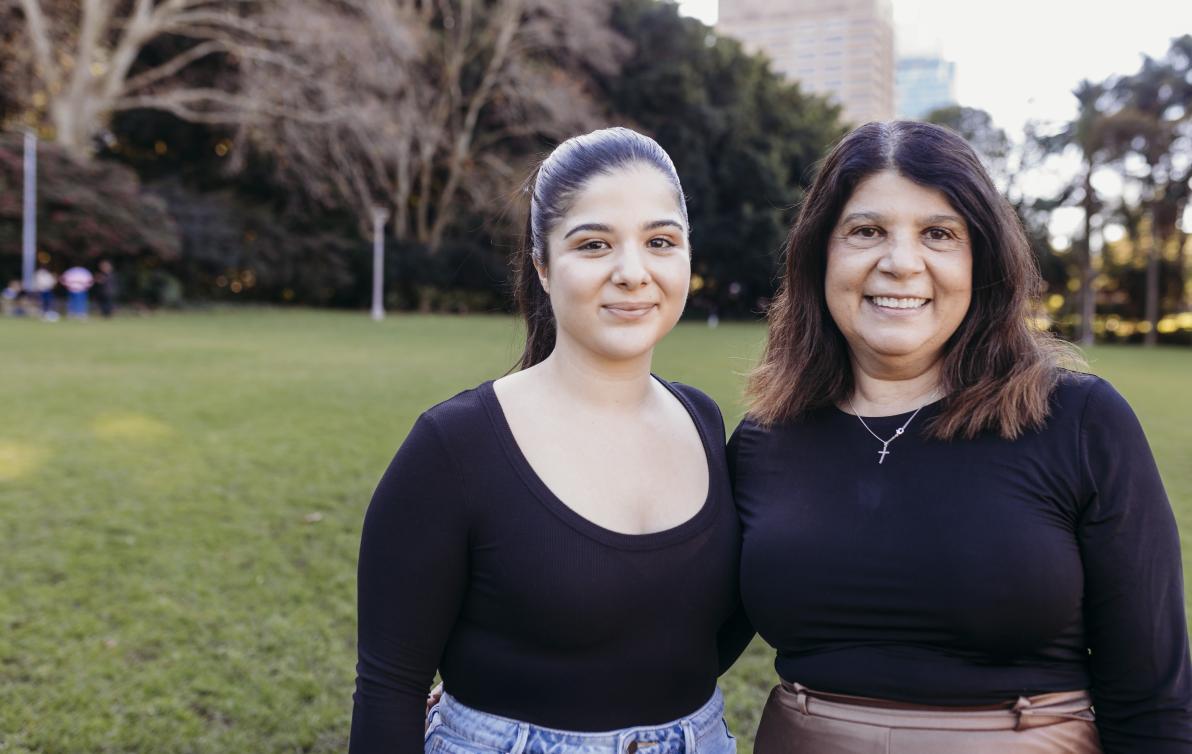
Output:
top-left (753, 682), bottom-right (1102, 754)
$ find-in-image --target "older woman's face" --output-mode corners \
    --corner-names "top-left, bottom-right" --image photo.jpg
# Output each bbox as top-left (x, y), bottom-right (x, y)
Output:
top-left (825, 170), bottom-right (972, 377)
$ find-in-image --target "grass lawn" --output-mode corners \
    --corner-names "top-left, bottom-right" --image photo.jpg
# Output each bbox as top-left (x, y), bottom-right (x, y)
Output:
top-left (1, 309), bottom-right (1188, 753)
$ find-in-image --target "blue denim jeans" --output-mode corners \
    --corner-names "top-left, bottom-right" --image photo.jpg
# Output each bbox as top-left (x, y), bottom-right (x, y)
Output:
top-left (425, 687), bottom-right (736, 754)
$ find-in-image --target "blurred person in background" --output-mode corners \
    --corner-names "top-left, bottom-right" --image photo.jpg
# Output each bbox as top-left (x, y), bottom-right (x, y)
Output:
top-left (731, 121), bottom-right (1192, 753)
top-left (95, 260), bottom-right (118, 318)
top-left (2, 280), bottom-right (25, 316)
top-left (33, 267), bottom-right (58, 321)
top-left (60, 266), bottom-right (94, 320)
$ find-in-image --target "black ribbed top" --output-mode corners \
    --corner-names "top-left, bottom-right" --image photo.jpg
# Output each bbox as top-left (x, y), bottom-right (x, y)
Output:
top-left (729, 372), bottom-right (1192, 752)
top-left (350, 378), bottom-right (751, 753)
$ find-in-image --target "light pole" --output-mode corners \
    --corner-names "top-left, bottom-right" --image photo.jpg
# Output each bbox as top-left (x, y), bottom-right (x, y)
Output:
top-left (22, 130), bottom-right (37, 291)
top-left (371, 206), bottom-right (389, 321)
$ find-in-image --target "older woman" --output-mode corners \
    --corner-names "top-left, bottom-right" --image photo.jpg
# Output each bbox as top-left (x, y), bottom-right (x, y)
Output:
top-left (730, 121), bottom-right (1192, 752)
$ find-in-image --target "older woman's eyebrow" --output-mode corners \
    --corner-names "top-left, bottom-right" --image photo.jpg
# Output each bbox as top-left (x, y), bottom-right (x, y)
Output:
top-left (922, 214), bottom-right (965, 226)
top-left (563, 223), bottom-right (612, 239)
top-left (838, 211), bottom-right (884, 225)
top-left (642, 219), bottom-right (685, 232)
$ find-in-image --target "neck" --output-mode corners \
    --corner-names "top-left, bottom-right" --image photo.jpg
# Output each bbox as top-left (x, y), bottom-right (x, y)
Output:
top-left (848, 357), bottom-right (944, 416)
top-left (534, 337), bottom-right (656, 412)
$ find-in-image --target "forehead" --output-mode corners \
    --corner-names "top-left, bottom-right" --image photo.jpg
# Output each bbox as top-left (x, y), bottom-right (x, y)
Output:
top-left (839, 170), bottom-right (961, 221)
top-left (559, 163), bottom-right (684, 227)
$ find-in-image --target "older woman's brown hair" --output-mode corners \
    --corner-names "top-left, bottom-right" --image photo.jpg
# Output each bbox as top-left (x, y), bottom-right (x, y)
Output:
top-left (747, 120), bottom-right (1079, 440)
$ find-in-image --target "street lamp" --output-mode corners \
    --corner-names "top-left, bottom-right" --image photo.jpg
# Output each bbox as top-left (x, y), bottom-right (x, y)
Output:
top-left (370, 206), bottom-right (390, 321)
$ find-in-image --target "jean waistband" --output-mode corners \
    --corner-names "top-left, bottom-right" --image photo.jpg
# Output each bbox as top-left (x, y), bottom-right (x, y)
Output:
top-left (430, 687), bottom-right (726, 754)
top-left (777, 681), bottom-right (1095, 732)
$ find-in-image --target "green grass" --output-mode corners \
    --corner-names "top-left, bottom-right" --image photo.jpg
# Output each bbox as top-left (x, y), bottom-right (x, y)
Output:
top-left (0, 310), bottom-right (1188, 753)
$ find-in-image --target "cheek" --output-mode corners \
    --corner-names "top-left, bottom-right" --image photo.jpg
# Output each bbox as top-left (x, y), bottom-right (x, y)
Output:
top-left (939, 255), bottom-right (974, 304)
top-left (824, 249), bottom-right (863, 312)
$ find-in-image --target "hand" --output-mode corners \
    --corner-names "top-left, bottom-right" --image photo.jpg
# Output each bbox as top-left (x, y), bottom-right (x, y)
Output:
top-left (426, 682), bottom-right (444, 717)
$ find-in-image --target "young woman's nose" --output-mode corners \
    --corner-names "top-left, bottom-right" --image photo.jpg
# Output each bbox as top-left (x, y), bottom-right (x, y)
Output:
top-left (611, 245), bottom-right (651, 288)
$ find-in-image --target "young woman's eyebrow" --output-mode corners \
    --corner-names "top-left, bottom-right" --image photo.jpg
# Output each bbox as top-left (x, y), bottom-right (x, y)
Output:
top-left (642, 219), bottom-right (685, 232)
top-left (563, 223), bottom-right (612, 239)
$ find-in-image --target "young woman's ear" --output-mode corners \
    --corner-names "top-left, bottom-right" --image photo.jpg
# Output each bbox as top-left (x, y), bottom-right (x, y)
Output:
top-left (534, 258), bottom-right (550, 295)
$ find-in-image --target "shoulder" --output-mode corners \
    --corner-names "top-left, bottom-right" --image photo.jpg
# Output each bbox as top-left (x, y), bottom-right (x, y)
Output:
top-left (417, 382), bottom-right (495, 439)
top-left (1050, 370), bottom-right (1134, 426)
top-left (660, 378), bottom-right (726, 435)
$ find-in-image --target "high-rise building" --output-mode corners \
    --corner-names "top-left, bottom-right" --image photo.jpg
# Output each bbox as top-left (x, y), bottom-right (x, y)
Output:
top-left (717, 0), bottom-right (895, 125)
top-left (896, 56), bottom-right (957, 119)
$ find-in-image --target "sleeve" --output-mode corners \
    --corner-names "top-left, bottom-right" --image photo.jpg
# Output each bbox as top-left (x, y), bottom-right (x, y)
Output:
top-left (349, 413), bottom-right (471, 754)
top-left (718, 421), bottom-right (756, 674)
top-left (1077, 379), bottom-right (1192, 752)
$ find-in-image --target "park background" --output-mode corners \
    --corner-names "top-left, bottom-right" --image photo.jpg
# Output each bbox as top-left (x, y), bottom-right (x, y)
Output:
top-left (1, 0), bottom-right (1191, 752)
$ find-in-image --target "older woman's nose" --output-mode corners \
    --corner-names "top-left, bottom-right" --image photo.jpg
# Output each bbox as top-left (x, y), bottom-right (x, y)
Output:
top-left (877, 232), bottom-right (926, 277)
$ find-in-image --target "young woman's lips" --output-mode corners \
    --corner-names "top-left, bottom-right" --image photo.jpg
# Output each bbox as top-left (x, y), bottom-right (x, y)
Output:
top-left (602, 302), bottom-right (657, 319)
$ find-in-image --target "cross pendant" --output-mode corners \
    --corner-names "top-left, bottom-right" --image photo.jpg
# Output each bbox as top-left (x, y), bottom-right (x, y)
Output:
top-left (878, 445), bottom-right (890, 464)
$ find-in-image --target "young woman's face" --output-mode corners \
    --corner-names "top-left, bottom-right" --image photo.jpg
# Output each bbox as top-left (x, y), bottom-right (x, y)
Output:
top-left (825, 170), bottom-right (973, 376)
top-left (539, 163), bottom-right (690, 366)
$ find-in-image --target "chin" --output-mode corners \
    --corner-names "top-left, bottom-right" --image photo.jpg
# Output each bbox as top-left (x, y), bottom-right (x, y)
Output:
top-left (592, 332), bottom-right (663, 362)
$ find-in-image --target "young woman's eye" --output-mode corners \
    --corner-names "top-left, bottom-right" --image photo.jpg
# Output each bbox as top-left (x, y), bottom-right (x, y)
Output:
top-left (647, 237), bottom-right (677, 249)
top-left (577, 239), bottom-right (610, 251)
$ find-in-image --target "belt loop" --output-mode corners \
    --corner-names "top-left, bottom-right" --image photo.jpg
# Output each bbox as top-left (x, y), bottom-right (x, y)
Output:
top-left (793, 682), bottom-right (810, 715)
top-left (510, 721), bottom-right (529, 754)
top-left (618, 730), bottom-right (633, 754)
top-left (682, 718), bottom-right (696, 753)
top-left (1012, 695), bottom-right (1031, 732)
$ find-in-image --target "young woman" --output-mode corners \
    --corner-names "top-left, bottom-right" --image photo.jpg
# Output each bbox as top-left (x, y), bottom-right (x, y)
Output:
top-left (349, 127), bottom-right (751, 754)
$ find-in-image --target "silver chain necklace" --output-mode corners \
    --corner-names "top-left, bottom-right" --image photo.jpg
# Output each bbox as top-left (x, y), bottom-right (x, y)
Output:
top-left (846, 398), bottom-right (924, 465)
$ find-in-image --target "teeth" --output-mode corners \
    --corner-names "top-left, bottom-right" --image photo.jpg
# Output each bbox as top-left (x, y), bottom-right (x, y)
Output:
top-left (871, 296), bottom-right (928, 309)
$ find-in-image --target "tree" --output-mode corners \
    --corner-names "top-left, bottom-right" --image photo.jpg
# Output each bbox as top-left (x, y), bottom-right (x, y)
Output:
top-left (1110, 36), bottom-right (1192, 343)
top-left (1036, 80), bottom-right (1115, 345)
top-left (600, 0), bottom-right (844, 316)
top-left (246, 0), bottom-right (628, 250)
top-left (925, 105), bottom-right (1011, 190)
top-left (6, 0), bottom-right (289, 158)
top-left (0, 133), bottom-right (179, 276)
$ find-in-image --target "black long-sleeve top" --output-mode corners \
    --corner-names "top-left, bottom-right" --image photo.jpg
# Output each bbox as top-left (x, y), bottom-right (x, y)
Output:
top-left (728, 372), bottom-right (1192, 752)
top-left (350, 379), bottom-right (752, 754)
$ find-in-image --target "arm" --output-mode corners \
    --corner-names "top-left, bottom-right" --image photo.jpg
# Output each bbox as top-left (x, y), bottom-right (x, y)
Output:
top-left (718, 421), bottom-right (756, 674)
top-left (1078, 380), bottom-right (1192, 752)
top-left (349, 414), bottom-right (470, 754)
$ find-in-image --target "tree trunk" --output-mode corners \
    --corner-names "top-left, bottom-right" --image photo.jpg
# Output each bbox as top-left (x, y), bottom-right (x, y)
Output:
top-left (1143, 216), bottom-right (1160, 346)
top-left (1078, 168), bottom-right (1096, 346)
top-left (1178, 227), bottom-right (1188, 313)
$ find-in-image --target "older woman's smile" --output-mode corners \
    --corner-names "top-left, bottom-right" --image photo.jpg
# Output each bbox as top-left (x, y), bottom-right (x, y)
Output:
top-left (866, 295), bottom-right (930, 310)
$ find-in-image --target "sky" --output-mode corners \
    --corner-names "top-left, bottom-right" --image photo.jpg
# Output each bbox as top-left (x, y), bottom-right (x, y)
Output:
top-left (677, 0), bottom-right (1192, 136)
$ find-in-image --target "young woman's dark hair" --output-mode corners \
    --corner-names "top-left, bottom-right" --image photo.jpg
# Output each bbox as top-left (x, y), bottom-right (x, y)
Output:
top-left (747, 120), bottom-right (1079, 440)
top-left (514, 127), bottom-right (688, 370)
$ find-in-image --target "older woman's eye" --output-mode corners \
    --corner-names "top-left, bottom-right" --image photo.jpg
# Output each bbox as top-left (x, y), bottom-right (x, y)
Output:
top-left (925, 227), bottom-right (956, 241)
top-left (843, 226), bottom-right (884, 247)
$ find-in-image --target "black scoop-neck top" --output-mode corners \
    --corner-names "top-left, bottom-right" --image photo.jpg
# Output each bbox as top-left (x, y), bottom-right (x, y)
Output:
top-left (728, 372), bottom-right (1192, 751)
top-left (350, 378), bottom-right (751, 753)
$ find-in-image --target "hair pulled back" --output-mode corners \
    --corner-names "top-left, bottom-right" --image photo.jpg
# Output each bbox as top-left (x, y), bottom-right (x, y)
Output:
top-left (514, 127), bottom-right (687, 370)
